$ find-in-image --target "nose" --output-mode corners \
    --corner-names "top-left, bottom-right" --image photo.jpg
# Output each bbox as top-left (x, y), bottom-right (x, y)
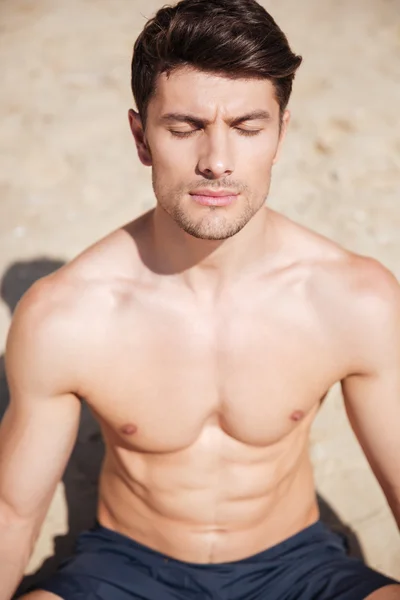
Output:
top-left (197, 129), bottom-right (234, 179)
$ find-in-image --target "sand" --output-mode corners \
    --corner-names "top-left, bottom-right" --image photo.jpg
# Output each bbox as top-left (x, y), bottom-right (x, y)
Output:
top-left (0, 0), bottom-right (399, 592)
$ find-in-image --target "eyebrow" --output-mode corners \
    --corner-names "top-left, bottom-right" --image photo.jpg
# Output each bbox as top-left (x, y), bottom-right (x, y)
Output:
top-left (160, 110), bottom-right (271, 127)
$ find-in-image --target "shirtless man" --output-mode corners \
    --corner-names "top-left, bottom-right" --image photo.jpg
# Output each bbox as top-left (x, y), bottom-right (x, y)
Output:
top-left (1, 0), bottom-right (399, 598)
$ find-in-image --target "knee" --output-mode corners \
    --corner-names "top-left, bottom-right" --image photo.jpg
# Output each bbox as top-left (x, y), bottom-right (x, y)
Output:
top-left (365, 584), bottom-right (400, 600)
top-left (18, 591), bottom-right (63, 600)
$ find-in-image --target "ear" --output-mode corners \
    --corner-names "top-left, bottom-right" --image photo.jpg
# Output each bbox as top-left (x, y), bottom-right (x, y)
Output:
top-left (272, 110), bottom-right (291, 165)
top-left (128, 109), bottom-right (152, 167)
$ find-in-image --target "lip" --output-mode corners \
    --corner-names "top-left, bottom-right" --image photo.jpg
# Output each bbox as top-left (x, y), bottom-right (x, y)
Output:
top-left (189, 189), bottom-right (238, 197)
top-left (190, 192), bottom-right (238, 207)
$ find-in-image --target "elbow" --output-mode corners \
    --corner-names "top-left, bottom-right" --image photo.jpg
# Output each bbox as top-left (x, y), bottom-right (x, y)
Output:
top-left (0, 499), bottom-right (27, 526)
top-left (380, 486), bottom-right (400, 530)
top-left (0, 499), bottom-right (38, 548)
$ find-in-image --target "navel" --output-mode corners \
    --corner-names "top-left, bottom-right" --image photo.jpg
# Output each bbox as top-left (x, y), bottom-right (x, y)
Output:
top-left (120, 423), bottom-right (138, 436)
top-left (290, 410), bottom-right (305, 422)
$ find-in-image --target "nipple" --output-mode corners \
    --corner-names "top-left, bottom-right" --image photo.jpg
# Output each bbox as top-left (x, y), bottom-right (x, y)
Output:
top-left (290, 410), bottom-right (305, 422)
top-left (121, 423), bottom-right (138, 435)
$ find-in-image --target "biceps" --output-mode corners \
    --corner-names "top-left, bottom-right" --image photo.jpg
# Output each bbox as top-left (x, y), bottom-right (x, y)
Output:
top-left (0, 393), bottom-right (81, 520)
top-left (342, 372), bottom-right (400, 488)
top-left (343, 372), bottom-right (399, 437)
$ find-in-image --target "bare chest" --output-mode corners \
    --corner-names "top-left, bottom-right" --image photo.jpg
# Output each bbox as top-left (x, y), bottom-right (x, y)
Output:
top-left (83, 295), bottom-right (339, 452)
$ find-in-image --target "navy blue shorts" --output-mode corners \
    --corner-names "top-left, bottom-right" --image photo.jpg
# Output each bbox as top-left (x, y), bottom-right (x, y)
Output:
top-left (35, 521), bottom-right (397, 599)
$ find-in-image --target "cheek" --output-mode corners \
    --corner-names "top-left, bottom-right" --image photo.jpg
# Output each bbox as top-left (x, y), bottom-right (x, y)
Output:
top-left (255, 132), bottom-right (280, 158)
top-left (243, 140), bottom-right (278, 179)
top-left (236, 130), bottom-right (279, 161)
top-left (152, 138), bottom-right (193, 172)
top-left (150, 140), bottom-right (191, 191)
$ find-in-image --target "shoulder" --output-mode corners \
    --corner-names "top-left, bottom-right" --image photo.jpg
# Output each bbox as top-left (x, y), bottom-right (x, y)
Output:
top-left (4, 271), bottom-right (82, 397)
top-left (310, 239), bottom-right (399, 335)
top-left (310, 248), bottom-right (399, 374)
top-left (8, 268), bottom-right (79, 347)
top-left (61, 211), bottom-right (151, 304)
top-left (342, 254), bottom-right (399, 302)
top-left (321, 252), bottom-right (400, 323)
top-left (5, 214), bottom-right (152, 397)
top-left (334, 255), bottom-right (400, 377)
top-left (338, 255), bottom-right (400, 361)
top-left (279, 214), bottom-right (399, 311)
top-left (277, 214), bottom-right (399, 368)
top-left (5, 267), bottom-right (91, 394)
top-left (17, 211), bottom-right (150, 321)
top-left (6, 218), bottom-right (146, 378)
top-left (11, 211), bottom-right (151, 322)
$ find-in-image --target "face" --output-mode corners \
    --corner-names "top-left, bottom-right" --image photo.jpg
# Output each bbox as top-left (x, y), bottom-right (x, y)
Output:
top-left (129, 68), bottom-right (289, 241)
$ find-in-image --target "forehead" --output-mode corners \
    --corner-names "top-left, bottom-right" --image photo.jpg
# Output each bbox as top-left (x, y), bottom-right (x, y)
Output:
top-left (148, 68), bottom-right (279, 119)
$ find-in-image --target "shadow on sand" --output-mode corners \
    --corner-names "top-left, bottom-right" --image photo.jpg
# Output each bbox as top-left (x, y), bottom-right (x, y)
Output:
top-left (0, 258), bottom-right (363, 597)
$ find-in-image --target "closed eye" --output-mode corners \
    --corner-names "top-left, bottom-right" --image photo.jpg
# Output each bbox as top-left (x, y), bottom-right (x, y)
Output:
top-left (170, 130), bottom-right (198, 138)
top-left (169, 128), bottom-right (262, 139)
top-left (236, 129), bottom-right (261, 137)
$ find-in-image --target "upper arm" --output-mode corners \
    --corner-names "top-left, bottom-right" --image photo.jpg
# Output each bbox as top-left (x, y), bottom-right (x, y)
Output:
top-left (0, 279), bottom-right (82, 524)
top-left (341, 259), bottom-right (400, 512)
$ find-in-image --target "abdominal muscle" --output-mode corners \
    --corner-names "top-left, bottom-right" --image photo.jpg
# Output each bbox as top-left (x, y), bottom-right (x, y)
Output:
top-left (97, 420), bottom-right (319, 564)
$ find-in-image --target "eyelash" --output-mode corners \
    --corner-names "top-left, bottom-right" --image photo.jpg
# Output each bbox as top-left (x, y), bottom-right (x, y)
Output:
top-left (170, 128), bottom-right (261, 138)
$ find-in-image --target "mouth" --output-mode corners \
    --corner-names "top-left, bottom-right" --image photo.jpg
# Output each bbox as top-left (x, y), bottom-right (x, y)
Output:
top-left (189, 189), bottom-right (239, 207)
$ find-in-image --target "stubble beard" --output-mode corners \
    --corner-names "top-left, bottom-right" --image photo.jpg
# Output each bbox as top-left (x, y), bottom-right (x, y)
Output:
top-left (153, 177), bottom-right (269, 241)
top-left (169, 199), bottom-right (258, 240)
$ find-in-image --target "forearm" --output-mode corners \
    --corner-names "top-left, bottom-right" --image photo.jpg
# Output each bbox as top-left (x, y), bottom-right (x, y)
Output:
top-left (0, 514), bottom-right (37, 600)
top-left (388, 497), bottom-right (400, 532)
top-left (380, 484), bottom-right (400, 532)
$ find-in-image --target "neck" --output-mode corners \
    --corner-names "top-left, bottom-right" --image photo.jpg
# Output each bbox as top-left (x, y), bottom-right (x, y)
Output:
top-left (149, 205), bottom-right (278, 296)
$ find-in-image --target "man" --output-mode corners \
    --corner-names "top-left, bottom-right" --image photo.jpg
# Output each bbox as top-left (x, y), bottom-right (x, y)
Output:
top-left (0, 0), bottom-right (399, 598)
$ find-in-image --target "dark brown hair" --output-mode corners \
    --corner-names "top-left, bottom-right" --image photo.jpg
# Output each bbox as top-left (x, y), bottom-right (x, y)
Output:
top-left (131, 0), bottom-right (302, 127)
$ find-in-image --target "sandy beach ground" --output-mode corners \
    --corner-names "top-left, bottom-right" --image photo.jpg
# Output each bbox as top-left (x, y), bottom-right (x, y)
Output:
top-left (0, 0), bottom-right (399, 591)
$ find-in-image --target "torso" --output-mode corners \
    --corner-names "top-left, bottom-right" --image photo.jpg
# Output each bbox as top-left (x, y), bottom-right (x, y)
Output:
top-left (58, 209), bottom-right (361, 563)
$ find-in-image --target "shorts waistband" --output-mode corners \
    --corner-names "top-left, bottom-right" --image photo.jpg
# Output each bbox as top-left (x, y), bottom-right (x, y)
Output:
top-left (77, 519), bottom-right (344, 569)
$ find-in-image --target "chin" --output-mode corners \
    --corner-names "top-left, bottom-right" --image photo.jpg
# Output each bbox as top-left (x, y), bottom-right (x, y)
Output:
top-left (180, 220), bottom-right (248, 241)
top-left (189, 229), bottom-right (239, 241)
top-left (169, 202), bottom-right (257, 240)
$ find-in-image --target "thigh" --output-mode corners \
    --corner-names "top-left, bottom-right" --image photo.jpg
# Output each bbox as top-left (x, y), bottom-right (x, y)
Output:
top-left (26, 574), bottom-right (157, 600)
top-left (297, 557), bottom-right (399, 600)
top-left (365, 584), bottom-right (400, 600)
top-left (22, 574), bottom-right (102, 600)
top-left (25, 555), bottom-right (193, 600)
top-left (19, 593), bottom-right (62, 600)
top-left (229, 523), bottom-right (398, 600)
